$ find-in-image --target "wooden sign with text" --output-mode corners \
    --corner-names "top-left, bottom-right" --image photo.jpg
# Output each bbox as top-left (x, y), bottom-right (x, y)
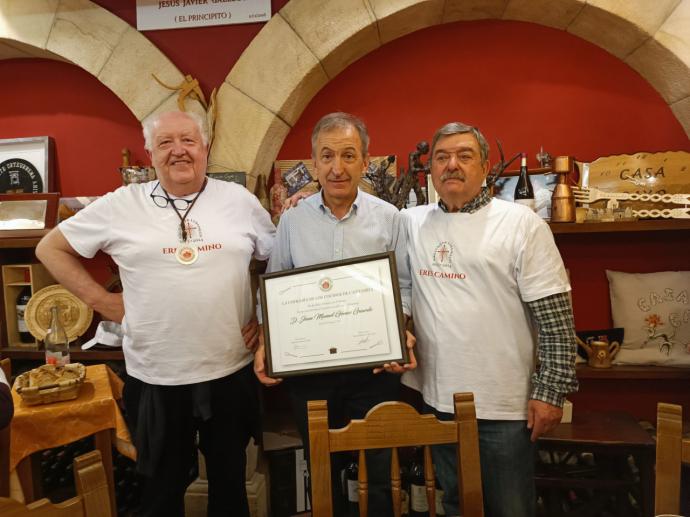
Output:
top-left (577, 150), bottom-right (690, 210)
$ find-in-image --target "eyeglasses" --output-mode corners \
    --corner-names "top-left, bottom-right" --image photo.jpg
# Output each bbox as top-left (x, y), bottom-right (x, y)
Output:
top-left (149, 182), bottom-right (194, 210)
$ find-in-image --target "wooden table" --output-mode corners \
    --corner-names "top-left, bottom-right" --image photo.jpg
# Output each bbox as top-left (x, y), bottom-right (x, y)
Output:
top-left (536, 411), bottom-right (655, 517)
top-left (9, 364), bottom-right (134, 515)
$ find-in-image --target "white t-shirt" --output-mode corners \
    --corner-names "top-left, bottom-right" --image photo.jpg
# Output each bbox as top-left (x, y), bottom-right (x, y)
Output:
top-left (401, 199), bottom-right (570, 419)
top-left (60, 178), bottom-right (275, 385)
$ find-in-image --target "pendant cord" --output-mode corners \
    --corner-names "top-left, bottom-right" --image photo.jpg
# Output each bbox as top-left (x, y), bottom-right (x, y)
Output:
top-left (161, 177), bottom-right (208, 242)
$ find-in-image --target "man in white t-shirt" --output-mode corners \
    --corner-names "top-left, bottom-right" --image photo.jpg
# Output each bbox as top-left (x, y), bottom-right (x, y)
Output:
top-left (402, 122), bottom-right (578, 517)
top-left (36, 111), bottom-right (275, 517)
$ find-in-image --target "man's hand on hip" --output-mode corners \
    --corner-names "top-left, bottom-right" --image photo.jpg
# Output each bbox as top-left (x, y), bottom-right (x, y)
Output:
top-left (93, 292), bottom-right (125, 323)
top-left (527, 399), bottom-right (562, 442)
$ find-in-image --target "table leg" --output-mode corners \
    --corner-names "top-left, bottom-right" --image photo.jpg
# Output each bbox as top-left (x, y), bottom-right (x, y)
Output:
top-left (16, 453), bottom-right (42, 502)
top-left (94, 429), bottom-right (117, 516)
top-left (636, 449), bottom-right (654, 517)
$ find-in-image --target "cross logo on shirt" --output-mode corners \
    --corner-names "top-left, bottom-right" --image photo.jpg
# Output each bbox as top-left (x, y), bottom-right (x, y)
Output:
top-left (433, 242), bottom-right (453, 265)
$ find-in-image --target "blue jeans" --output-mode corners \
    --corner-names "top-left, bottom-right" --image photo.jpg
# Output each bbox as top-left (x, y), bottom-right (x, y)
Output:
top-left (423, 403), bottom-right (536, 517)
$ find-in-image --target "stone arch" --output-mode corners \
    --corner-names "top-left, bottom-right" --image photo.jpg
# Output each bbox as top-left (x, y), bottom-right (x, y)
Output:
top-left (210, 0), bottom-right (690, 189)
top-left (0, 0), bottom-right (205, 121)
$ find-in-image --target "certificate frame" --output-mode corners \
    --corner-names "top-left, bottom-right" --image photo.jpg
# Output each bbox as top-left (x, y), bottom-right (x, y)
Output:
top-left (260, 251), bottom-right (408, 377)
top-left (0, 136), bottom-right (54, 193)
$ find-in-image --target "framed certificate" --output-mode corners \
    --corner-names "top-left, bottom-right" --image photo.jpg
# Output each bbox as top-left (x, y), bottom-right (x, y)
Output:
top-left (260, 252), bottom-right (408, 377)
top-left (0, 137), bottom-right (54, 193)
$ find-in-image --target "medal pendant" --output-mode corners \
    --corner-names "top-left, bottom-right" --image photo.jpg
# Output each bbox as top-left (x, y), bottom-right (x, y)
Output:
top-left (176, 244), bottom-right (198, 265)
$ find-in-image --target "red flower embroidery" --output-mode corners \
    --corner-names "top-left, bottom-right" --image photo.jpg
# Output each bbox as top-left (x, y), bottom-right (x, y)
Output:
top-left (645, 314), bottom-right (663, 328)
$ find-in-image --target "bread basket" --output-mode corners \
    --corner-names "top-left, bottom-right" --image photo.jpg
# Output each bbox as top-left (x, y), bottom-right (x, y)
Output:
top-left (14, 363), bottom-right (86, 406)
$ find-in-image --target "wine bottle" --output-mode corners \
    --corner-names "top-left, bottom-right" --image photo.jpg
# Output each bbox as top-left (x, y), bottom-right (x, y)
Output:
top-left (45, 305), bottom-right (71, 366)
top-left (16, 286), bottom-right (33, 343)
top-left (345, 455), bottom-right (359, 517)
top-left (514, 152), bottom-right (535, 211)
top-left (434, 475), bottom-right (446, 516)
top-left (409, 447), bottom-right (428, 517)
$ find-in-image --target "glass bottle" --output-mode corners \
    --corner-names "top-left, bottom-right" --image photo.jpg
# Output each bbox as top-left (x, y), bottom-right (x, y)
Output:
top-left (434, 475), bottom-right (446, 516)
top-left (345, 454), bottom-right (359, 517)
top-left (514, 152), bottom-right (535, 211)
top-left (16, 286), bottom-right (33, 343)
top-left (409, 447), bottom-right (428, 517)
top-left (44, 305), bottom-right (70, 366)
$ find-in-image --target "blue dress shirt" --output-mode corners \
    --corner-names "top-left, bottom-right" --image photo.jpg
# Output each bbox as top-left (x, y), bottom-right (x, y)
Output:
top-left (260, 189), bottom-right (411, 320)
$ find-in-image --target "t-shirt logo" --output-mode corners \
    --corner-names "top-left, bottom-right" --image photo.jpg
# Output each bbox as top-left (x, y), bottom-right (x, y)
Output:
top-left (433, 241), bottom-right (453, 267)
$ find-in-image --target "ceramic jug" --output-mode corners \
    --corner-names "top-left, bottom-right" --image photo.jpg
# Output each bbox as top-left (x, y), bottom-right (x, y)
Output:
top-left (580, 339), bottom-right (620, 368)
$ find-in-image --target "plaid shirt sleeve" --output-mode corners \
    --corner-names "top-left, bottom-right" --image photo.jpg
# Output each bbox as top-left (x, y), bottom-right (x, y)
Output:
top-left (527, 291), bottom-right (579, 407)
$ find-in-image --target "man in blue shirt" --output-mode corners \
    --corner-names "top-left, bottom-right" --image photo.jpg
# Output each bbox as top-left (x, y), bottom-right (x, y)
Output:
top-left (254, 112), bottom-right (415, 516)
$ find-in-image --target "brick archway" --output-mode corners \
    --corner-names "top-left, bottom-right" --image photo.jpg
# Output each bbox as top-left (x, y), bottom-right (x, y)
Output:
top-left (210, 0), bottom-right (690, 189)
top-left (0, 0), bottom-right (205, 121)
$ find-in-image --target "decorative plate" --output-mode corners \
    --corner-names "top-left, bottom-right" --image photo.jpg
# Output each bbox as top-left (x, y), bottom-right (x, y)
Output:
top-left (25, 285), bottom-right (93, 342)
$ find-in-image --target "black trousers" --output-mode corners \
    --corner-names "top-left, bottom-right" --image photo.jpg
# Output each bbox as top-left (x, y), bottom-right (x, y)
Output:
top-left (123, 364), bottom-right (259, 517)
top-left (288, 370), bottom-right (400, 517)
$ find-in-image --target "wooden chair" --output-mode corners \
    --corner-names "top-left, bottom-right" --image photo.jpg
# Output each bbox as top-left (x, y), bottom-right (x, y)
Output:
top-left (1, 357), bottom-right (12, 497)
top-left (307, 392), bottom-right (484, 517)
top-left (655, 402), bottom-right (690, 515)
top-left (0, 449), bottom-right (112, 517)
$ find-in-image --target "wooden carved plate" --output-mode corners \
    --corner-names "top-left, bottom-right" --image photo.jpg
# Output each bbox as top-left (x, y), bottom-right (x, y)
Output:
top-left (25, 285), bottom-right (93, 342)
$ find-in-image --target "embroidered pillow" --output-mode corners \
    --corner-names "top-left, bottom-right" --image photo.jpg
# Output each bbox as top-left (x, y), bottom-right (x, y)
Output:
top-left (607, 270), bottom-right (690, 366)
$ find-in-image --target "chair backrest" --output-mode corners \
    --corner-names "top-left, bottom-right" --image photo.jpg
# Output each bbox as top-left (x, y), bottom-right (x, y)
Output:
top-left (0, 357), bottom-right (11, 497)
top-left (307, 392), bottom-right (484, 517)
top-left (655, 402), bottom-right (690, 515)
top-left (0, 449), bottom-right (112, 517)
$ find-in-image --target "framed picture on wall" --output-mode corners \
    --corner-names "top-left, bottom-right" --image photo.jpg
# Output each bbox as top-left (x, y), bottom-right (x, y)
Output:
top-left (0, 137), bottom-right (54, 194)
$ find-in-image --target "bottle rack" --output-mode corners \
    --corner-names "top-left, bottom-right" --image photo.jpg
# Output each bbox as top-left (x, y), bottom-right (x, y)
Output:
top-left (2, 263), bottom-right (55, 349)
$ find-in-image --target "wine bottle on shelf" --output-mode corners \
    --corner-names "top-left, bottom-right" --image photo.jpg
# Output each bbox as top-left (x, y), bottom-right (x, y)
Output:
top-left (16, 286), bottom-right (33, 343)
top-left (514, 152), bottom-right (535, 211)
top-left (44, 305), bottom-right (71, 366)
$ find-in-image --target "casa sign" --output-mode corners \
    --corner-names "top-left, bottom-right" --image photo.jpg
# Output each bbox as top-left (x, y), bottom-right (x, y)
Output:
top-left (136, 0), bottom-right (270, 30)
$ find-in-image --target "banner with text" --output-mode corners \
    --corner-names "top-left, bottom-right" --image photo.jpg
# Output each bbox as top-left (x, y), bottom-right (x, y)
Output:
top-left (136, 0), bottom-right (271, 31)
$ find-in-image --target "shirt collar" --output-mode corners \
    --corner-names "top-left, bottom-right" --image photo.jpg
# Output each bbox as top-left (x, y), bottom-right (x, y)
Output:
top-left (318, 188), bottom-right (361, 219)
top-left (438, 187), bottom-right (492, 213)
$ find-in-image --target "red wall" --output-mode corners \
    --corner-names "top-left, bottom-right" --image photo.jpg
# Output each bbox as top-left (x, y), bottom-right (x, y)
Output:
top-left (0, 13), bottom-right (688, 331)
top-left (279, 20), bottom-right (689, 164)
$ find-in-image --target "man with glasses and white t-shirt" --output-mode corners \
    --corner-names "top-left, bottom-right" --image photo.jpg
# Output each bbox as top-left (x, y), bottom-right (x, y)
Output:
top-left (36, 111), bottom-right (275, 517)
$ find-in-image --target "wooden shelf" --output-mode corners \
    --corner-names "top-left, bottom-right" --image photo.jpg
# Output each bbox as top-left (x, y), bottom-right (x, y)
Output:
top-left (577, 364), bottom-right (690, 380)
top-left (0, 230), bottom-right (49, 249)
top-left (550, 219), bottom-right (690, 234)
top-left (1, 346), bottom-right (123, 361)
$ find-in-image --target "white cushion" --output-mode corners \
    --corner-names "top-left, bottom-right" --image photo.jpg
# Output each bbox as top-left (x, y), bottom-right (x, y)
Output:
top-left (607, 270), bottom-right (690, 366)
